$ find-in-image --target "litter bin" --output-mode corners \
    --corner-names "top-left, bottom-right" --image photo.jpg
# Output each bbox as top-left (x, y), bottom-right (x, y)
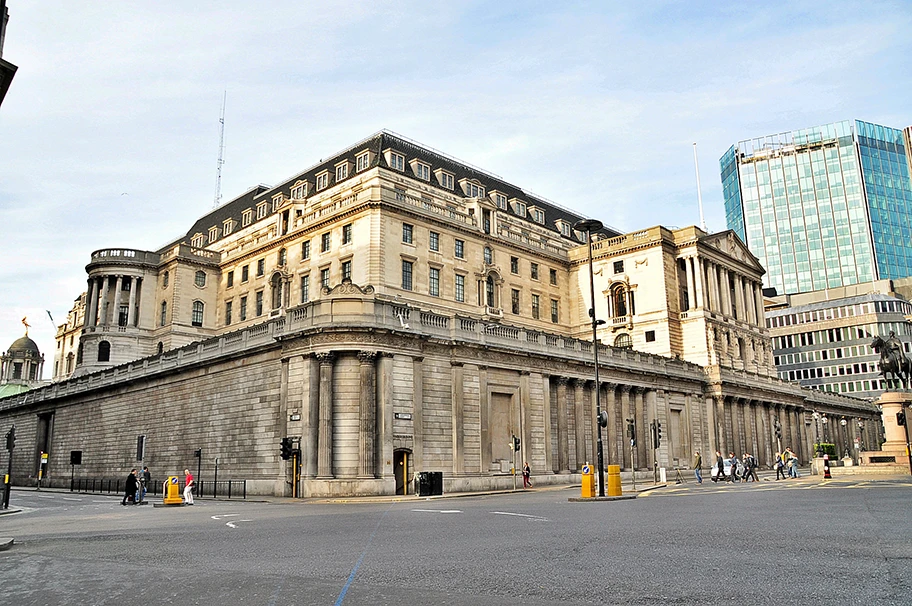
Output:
top-left (428, 471), bottom-right (443, 496)
top-left (415, 472), bottom-right (430, 496)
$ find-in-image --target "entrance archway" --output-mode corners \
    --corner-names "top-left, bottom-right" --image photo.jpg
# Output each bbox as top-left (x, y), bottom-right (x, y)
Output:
top-left (394, 449), bottom-right (412, 495)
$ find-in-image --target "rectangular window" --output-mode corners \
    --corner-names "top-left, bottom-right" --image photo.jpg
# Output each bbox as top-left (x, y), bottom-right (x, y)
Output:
top-left (511, 289), bottom-right (520, 314)
top-left (321, 268), bottom-right (330, 289)
top-left (614, 260), bottom-right (624, 274)
top-left (226, 271), bottom-right (234, 288)
top-left (255, 291), bottom-right (263, 316)
top-left (342, 260), bottom-right (352, 281)
top-left (256, 203), bottom-right (268, 219)
top-left (532, 208), bottom-right (545, 223)
top-left (240, 296), bottom-right (248, 321)
top-left (242, 209), bottom-right (252, 226)
top-left (302, 240), bottom-right (311, 260)
top-left (440, 172), bottom-right (454, 190)
top-left (415, 162), bottom-right (430, 180)
top-left (257, 259), bottom-right (265, 276)
top-left (336, 163), bottom-right (348, 181)
top-left (429, 231), bottom-right (439, 252)
top-left (291, 182), bottom-right (307, 200)
top-left (390, 152), bottom-right (405, 171)
top-left (342, 224), bottom-right (353, 245)
top-left (429, 267), bottom-right (440, 296)
top-left (356, 152), bottom-right (370, 172)
top-left (241, 265), bottom-right (249, 282)
top-left (511, 257), bottom-right (519, 274)
top-left (455, 239), bottom-right (465, 259)
top-left (496, 193), bottom-right (507, 209)
top-left (402, 223), bottom-right (414, 244)
top-left (316, 172), bottom-right (329, 190)
top-left (550, 299), bottom-right (558, 323)
top-left (549, 268), bottom-right (557, 286)
top-left (402, 260), bottom-right (413, 290)
top-left (530, 263), bottom-right (539, 280)
top-left (321, 232), bottom-right (331, 252)
top-left (225, 301), bottom-right (233, 325)
top-left (531, 294), bottom-right (540, 320)
top-left (208, 227), bottom-right (218, 243)
top-left (455, 274), bottom-right (465, 302)
top-left (300, 275), bottom-right (310, 303)
top-left (516, 202), bottom-right (526, 217)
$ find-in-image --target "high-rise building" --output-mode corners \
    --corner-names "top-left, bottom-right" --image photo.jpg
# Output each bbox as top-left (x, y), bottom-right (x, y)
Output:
top-left (721, 120), bottom-right (912, 295)
top-left (0, 0), bottom-right (18, 107)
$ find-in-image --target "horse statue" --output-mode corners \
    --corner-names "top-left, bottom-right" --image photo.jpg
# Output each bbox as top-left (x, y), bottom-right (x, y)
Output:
top-left (871, 332), bottom-right (912, 390)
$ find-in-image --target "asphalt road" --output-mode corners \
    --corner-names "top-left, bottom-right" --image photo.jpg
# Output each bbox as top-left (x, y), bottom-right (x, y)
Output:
top-left (1, 477), bottom-right (911, 605)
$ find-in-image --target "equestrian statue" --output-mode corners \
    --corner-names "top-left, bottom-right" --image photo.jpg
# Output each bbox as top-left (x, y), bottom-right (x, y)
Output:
top-left (871, 331), bottom-right (912, 390)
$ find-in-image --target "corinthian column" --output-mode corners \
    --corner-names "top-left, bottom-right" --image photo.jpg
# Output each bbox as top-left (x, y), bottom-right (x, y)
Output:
top-left (316, 352), bottom-right (335, 479)
top-left (358, 351), bottom-right (377, 478)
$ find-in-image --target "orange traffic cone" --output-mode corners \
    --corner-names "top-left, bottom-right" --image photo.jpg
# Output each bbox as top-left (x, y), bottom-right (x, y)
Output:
top-left (823, 454), bottom-right (832, 479)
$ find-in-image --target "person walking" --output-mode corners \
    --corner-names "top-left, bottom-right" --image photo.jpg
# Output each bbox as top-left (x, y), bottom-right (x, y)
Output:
top-left (522, 462), bottom-right (532, 488)
top-left (728, 452), bottom-right (741, 483)
top-left (744, 453), bottom-right (759, 482)
top-left (693, 451), bottom-right (703, 484)
top-left (138, 466), bottom-right (151, 503)
top-left (122, 469), bottom-right (138, 506)
top-left (713, 450), bottom-right (725, 482)
top-left (183, 468), bottom-right (195, 505)
top-left (774, 453), bottom-right (787, 480)
top-left (786, 448), bottom-right (799, 478)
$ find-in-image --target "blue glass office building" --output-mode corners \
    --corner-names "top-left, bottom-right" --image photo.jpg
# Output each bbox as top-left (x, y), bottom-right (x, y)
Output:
top-left (721, 120), bottom-right (912, 295)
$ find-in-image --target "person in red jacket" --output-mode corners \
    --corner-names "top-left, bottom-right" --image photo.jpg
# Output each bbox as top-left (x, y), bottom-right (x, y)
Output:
top-left (183, 469), bottom-right (195, 505)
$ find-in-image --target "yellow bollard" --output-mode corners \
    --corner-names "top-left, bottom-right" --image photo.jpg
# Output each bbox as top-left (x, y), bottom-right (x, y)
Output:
top-left (163, 475), bottom-right (184, 505)
top-left (606, 465), bottom-right (622, 496)
top-left (581, 464), bottom-right (595, 498)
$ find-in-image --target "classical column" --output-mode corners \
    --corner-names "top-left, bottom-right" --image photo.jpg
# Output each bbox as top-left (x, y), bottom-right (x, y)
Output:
top-left (646, 388), bottom-right (660, 469)
top-left (603, 382), bottom-right (618, 465)
top-left (316, 352), bottom-right (335, 479)
top-left (521, 371), bottom-right (532, 471)
top-left (358, 351), bottom-right (378, 478)
top-left (413, 357), bottom-right (426, 472)
top-left (376, 353), bottom-right (394, 478)
top-left (302, 355), bottom-right (320, 478)
top-left (714, 395), bottom-right (727, 456)
top-left (85, 279), bottom-right (97, 328)
top-left (556, 377), bottom-right (570, 474)
top-left (573, 379), bottom-right (587, 470)
top-left (796, 408), bottom-right (809, 463)
top-left (694, 258), bottom-right (706, 309)
top-left (113, 275), bottom-right (123, 324)
top-left (635, 387), bottom-right (647, 469)
top-left (589, 381), bottom-right (600, 466)
top-left (685, 256), bottom-right (696, 311)
top-left (620, 385), bottom-right (632, 469)
top-left (99, 276), bottom-right (111, 326)
top-left (707, 263), bottom-right (718, 312)
top-left (450, 361), bottom-right (465, 476)
top-left (754, 284), bottom-right (765, 328)
top-left (127, 277), bottom-right (138, 327)
top-left (542, 375), bottom-right (553, 474)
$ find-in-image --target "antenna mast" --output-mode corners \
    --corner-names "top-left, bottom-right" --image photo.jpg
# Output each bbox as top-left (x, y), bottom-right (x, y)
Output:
top-left (693, 142), bottom-right (707, 231)
top-left (213, 91), bottom-right (227, 208)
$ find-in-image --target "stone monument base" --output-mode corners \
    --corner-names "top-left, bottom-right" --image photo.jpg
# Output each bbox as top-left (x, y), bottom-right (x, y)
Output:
top-left (860, 391), bottom-right (911, 471)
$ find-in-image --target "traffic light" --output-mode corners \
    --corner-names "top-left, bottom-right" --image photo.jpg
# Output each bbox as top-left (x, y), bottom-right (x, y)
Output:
top-left (655, 421), bottom-right (662, 448)
top-left (626, 418), bottom-right (636, 447)
top-left (897, 411), bottom-right (906, 427)
top-left (597, 411), bottom-right (608, 428)
top-left (5, 426), bottom-right (14, 451)
top-left (280, 437), bottom-right (293, 460)
top-left (774, 421), bottom-right (782, 439)
top-left (512, 435), bottom-right (521, 452)
top-left (194, 448), bottom-right (202, 459)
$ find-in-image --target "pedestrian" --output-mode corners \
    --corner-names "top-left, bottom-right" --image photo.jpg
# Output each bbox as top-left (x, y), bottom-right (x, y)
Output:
top-left (183, 468), bottom-right (195, 505)
top-left (787, 448), bottom-right (799, 478)
top-left (522, 462), bottom-right (532, 488)
top-left (122, 469), bottom-right (138, 506)
top-left (728, 452), bottom-right (740, 483)
top-left (693, 451), bottom-right (703, 484)
top-left (713, 450), bottom-right (725, 482)
top-left (744, 453), bottom-right (759, 482)
top-left (774, 453), bottom-right (787, 480)
top-left (139, 466), bottom-right (151, 503)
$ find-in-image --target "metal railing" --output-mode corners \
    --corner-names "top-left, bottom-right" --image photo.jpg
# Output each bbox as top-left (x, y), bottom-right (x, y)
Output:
top-left (70, 478), bottom-right (246, 499)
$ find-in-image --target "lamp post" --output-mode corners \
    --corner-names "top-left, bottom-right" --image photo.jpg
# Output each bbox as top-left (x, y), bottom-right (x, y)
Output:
top-left (574, 219), bottom-right (607, 497)
top-left (840, 417), bottom-right (848, 458)
top-left (812, 411), bottom-right (821, 456)
top-left (822, 415), bottom-right (829, 443)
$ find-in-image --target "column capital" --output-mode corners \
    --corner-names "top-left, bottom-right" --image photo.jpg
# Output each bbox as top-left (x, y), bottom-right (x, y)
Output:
top-left (555, 376), bottom-right (570, 386)
top-left (315, 352), bottom-right (335, 364)
top-left (620, 384), bottom-right (632, 394)
top-left (358, 351), bottom-right (378, 363)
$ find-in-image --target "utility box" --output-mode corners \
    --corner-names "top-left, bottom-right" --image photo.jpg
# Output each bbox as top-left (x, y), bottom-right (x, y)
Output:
top-left (581, 464), bottom-right (595, 498)
top-left (606, 465), bottom-right (622, 496)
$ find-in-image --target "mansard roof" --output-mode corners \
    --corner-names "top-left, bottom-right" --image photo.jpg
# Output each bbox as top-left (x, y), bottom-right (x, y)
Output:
top-left (180, 131), bottom-right (619, 248)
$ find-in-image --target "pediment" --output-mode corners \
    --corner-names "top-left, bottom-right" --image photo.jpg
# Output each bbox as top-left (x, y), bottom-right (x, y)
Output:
top-left (703, 231), bottom-right (764, 273)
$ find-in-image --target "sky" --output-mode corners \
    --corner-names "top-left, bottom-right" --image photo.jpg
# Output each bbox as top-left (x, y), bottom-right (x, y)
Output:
top-left (1, 1), bottom-right (910, 376)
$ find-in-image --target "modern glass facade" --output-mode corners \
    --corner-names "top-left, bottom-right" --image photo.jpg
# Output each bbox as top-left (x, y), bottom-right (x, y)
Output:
top-left (721, 120), bottom-right (912, 295)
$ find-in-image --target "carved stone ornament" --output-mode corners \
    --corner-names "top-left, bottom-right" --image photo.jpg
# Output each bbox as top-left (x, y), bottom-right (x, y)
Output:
top-left (323, 279), bottom-right (376, 296)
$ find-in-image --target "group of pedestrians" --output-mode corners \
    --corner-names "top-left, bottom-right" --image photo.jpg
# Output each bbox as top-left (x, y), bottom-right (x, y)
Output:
top-left (121, 466), bottom-right (151, 506)
top-left (692, 448), bottom-right (800, 484)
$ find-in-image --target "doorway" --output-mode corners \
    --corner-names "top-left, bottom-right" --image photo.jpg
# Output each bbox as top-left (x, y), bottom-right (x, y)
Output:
top-left (394, 449), bottom-right (412, 495)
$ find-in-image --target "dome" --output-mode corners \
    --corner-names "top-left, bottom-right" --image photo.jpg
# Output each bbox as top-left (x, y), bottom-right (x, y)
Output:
top-left (7, 335), bottom-right (40, 356)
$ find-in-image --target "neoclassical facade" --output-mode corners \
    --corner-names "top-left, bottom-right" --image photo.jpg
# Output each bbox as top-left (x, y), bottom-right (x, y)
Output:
top-left (1, 131), bottom-right (880, 496)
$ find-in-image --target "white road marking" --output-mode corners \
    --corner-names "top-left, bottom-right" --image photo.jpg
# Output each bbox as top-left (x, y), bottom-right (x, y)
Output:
top-left (210, 514), bottom-right (240, 520)
top-left (491, 511), bottom-right (549, 521)
top-left (411, 509), bottom-right (463, 514)
top-left (225, 519), bottom-right (252, 529)
top-left (61, 497), bottom-right (82, 501)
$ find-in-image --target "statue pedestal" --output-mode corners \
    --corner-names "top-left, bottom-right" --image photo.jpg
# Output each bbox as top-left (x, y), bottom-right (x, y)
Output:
top-left (860, 392), bottom-right (910, 468)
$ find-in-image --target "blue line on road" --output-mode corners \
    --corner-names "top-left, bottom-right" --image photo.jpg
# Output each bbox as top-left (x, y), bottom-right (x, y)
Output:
top-left (334, 504), bottom-right (393, 606)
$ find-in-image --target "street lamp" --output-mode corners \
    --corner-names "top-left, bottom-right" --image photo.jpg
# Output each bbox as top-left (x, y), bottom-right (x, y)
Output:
top-left (840, 417), bottom-right (848, 458)
top-left (822, 414), bottom-right (829, 443)
top-left (575, 218), bottom-right (607, 497)
top-left (812, 411), bottom-right (821, 456)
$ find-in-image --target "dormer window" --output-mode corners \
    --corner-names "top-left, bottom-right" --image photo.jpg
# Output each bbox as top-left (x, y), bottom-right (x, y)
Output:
top-left (434, 169), bottom-right (455, 190)
top-left (410, 160), bottom-right (430, 181)
top-left (510, 199), bottom-right (527, 217)
top-left (208, 227), bottom-right (219, 243)
top-left (256, 202), bottom-right (268, 219)
top-left (356, 151), bottom-right (371, 172)
top-left (494, 192), bottom-right (508, 210)
top-left (529, 207), bottom-right (545, 224)
top-left (335, 161), bottom-right (349, 182)
top-left (272, 194), bottom-right (285, 212)
top-left (557, 220), bottom-right (571, 237)
top-left (316, 171), bottom-right (330, 191)
top-left (290, 181), bottom-right (308, 200)
top-left (223, 218), bottom-right (235, 236)
top-left (242, 209), bottom-right (253, 226)
top-left (459, 179), bottom-right (485, 198)
top-left (384, 149), bottom-right (405, 171)
top-left (574, 229), bottom-right (586, 241)
top-left (191, 233), bottom-right (205, 248)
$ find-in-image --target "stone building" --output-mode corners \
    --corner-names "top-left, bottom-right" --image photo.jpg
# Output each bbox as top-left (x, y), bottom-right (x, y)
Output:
top-left (1, 330), bottom-right (46, 398)
top-left (0, 131), bottom-right (879, 496)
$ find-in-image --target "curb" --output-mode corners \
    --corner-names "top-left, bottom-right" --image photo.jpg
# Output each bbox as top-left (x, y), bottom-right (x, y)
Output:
top-left (0, 538), bottom-right (13, 551)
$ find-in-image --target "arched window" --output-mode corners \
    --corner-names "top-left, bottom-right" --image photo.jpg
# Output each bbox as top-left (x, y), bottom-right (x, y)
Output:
top-left (157, 342), bottom-right (164, 355)
top-left (483, 246), bottom-right (493, 264)
top-left (192, 301), bottom-right (204, 327)
top-left (486, 275), bottom-right (495, 307)
top-left (195, 270), bottom-right (206, 287)
top-left (65, 352), bottom-right (74, 373)
top-left (614, 333), bottom-right (632, 349)
top-left (271, 274), bottom-right (284, 310)
top-left (611, 284), bottom-right (627, 317)
top-left (76, 343), bottom-right (83, 364)
top-left (163, 271), bottom-right (169, 288)
top-left (97, 340), bottom-right (111, 362)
